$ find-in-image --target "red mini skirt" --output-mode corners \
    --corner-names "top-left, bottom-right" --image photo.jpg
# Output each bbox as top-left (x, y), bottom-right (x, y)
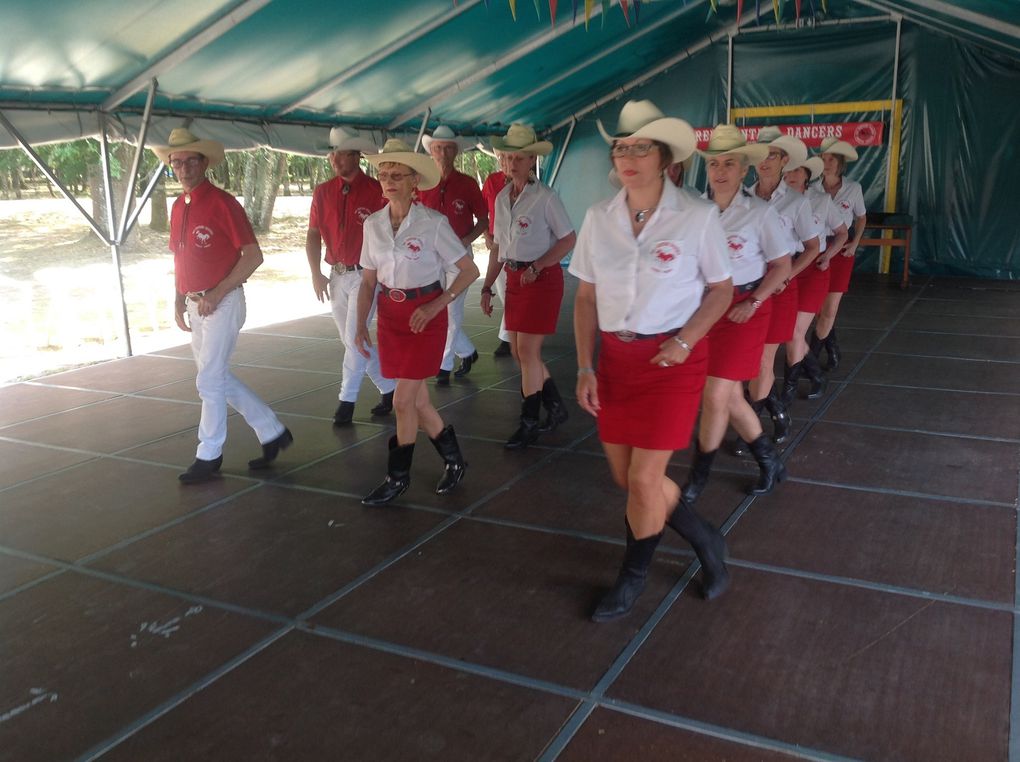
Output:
top-left (504, 263), bottom-right (563, 335)
top-left (596, 331), bottom-right (709, 451)
top-left (376, 287), bottom-right (448, 380)
top-left (707, 290), bottom-right (773, 381)
top-left (765, 278), bottom-right (798, 344)
top-left (796, 258), bottom-right (831, 314)
top-left (828, 250), bottom-right (855, 293)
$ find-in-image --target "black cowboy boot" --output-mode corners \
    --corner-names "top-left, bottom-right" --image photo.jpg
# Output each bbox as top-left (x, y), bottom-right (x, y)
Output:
top-left (370, 391), bottom-right (394, 417)
top-left (505, 392), bottom-right (542, 450)
top-left (824, 327), bottom-right (842, 371)
top-left (537, 378), bottom-right (569, 433)
top-left (591, 522), bottom-right (663, 622)
top-left (680, 443), bottom-right (716, 505)
top-left (801, 351), bottom-right (828, 400)
top-left (764, 387), bottom-right (792, 443)
top-left (666, 498), bottom-right (730, 600)
top-left (429, 425), bottom-right (467, 495)
top-left (809, 329), bottom-right (825, 360)
top-left (732, 396), bottom-right (767, 456)
top-left (780, 360), bottom-right (803, 405)
top-left (362, 436), bottom-right (415, 506)
top-left (747, 433), bottom-right (786, 495)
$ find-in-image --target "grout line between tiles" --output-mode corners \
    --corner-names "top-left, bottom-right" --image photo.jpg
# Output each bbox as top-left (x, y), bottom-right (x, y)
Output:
top-left (1009, 451), bottom-right (1020, 762)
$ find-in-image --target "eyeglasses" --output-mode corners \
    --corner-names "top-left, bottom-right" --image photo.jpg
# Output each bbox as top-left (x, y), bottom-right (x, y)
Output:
top-left (377, 171), bottom-right (415, 182)
top-left (169, 157), bottom-right (205, 169)
top-left (765, 151), bottom-right (785, 161)
top-left (610, 142), bottom-right (659, 158)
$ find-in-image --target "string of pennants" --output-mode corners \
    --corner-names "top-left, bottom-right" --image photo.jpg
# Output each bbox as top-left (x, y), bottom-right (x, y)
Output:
top-left (456, 0), bottom-right (828, 28)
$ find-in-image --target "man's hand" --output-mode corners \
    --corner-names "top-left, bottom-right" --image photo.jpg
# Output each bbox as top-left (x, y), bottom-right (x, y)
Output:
top-left (311, 270), bottom-right (330, 302)
top-left (174, 300), bottom-right (191, 332)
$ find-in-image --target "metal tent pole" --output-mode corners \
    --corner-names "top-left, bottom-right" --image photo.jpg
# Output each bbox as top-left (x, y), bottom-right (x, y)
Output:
top-left (727, 33), bottom-right (734, 123)
top-left (122, 165), bottom-right (166, 240)
top-left (880, 15), bottom-right (903, 274)
top-left (116, 79), bottom-right (157, 242)
top-left (548, 118), bottom-right (577, 189)
top-left (98, 113), bottom-right (133, 357)
top-left (413, 108), bottom-right (432, 152)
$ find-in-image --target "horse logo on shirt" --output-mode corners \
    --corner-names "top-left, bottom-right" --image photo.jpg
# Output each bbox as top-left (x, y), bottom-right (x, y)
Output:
top-left (726, 235), bottom-right (748, 263)
top-left (355, 207), bottom-right (371, 223)
top-left (453, 199), bottom-right (467, 214)
top-left (650, 241), bottom-right (681, 274)
top-left (840, 201), bottom-right (851, 210)
top-left (515, 216), bottom-right (532, 237)
top-left (403, 237), bottom-right (424, 261)
top-left (192, 226), bottom-right (214, 249)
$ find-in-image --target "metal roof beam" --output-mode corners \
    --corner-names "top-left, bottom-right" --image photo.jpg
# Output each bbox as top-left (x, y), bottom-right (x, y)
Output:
top-left (274, 0), bottom-right (484, 117)
top-left (899, 0), bottom-right (1020, 40)
top-left (853, 0), bottom-right (1020, 56)
top-left (102, 0), bottom-right (274, 111)
top-left (387, 3), bottom-right (609, 130)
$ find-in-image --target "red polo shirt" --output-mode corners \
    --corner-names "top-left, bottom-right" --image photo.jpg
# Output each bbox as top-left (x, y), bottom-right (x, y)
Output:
top-left (481, 170), bottom-right (508, 236)
top-left (309, 171), bottom-right (384, 267)
top-left (169, 179), bottom-right (257, 294)
top-left (418, 169), bottom-right (487, 240)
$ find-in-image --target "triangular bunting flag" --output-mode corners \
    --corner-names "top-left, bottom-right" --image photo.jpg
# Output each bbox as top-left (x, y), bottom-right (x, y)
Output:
top-left (509, 0), bottom-right (517, 19)
top-left (584, 0), bottom-right (594, 28)
top-left (619, 0), bottom-right (631, 26)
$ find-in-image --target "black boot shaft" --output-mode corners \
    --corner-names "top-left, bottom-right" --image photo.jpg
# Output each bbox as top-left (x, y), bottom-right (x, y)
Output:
top-left (765, 388), bottom-right (792, 443)
top-left (538, 378), bottom-right (569, 433)
top-left (666, 499), bottom-right (729, 600)
top-left (680, 444), bottom-right (717, 505)
top-left (362, 436), bottom-right (415, 505)
top-left (430, 425), bottom-right (467, 495)
top-left (747, 433), bottom-right (786, 495)
top-left (505, 392), bottom-right (542, 449)
top-left (591, 527), bottom-right (663, 622)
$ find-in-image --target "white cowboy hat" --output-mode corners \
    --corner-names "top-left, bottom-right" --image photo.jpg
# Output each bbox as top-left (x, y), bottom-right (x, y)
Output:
top-left (752, 126), bottom-right (807, 169)
top-left (490, 124), bottom-right (553, 156)
top-left (152, 127), bottom-right (225, 167)
top-left (421, 125), bottom-right (475, 154)
top-left (819, 137), bottom-right (859, 161)
top-left (328, 126), bottom-right (377, 154)
top-left (598, 100), bottom-right (696, 162)
top-left (364, 138), bottom-right (440, 190)
top-left (698, 124), bottom-right (769, 163)
top-left (802, 156), bottom-right (825, 181)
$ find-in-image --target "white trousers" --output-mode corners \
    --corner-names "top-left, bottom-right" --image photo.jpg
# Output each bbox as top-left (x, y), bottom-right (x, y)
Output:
top-left (330, 269), bottom-right (394, 401)
top-left (440, 272), bottom-right (477, 371)
top-left (188, 288), bottom-right (285, 461)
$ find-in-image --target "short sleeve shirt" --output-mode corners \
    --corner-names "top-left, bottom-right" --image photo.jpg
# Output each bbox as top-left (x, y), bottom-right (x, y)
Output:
top-left (705, 190), bottom-right (792, 286)
top-left (308, 171), bottom-right (385, 266)
top-left (812, 179), bottom-right (866, 230)
top-left (481, 171), bottom-right (508, 236)
top-left (749, 180), bottom-right (821, 254)
top-left (417, 169), bottom-right (488, 240)
top-left (493, 181), bottom-right (574, 263)
top-left (169, 180), bottom-right (257, 294)
top-left (360, 203), bottom-right (467, 289)
top-left (807, 191), bottom-right (845, 239)
top-left (569, 182), bottom-right (732, 334)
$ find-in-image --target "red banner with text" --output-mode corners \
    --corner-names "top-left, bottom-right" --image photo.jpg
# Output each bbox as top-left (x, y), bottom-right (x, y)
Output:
top-left (695, 122), bottom-right (885, 150)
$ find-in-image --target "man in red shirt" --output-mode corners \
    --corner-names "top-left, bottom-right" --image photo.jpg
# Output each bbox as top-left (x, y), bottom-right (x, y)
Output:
top-left (481, 149), bottom-right (512, 358)
top-left (154, 128), bottom-right (292, 484)
top-left (306, 126), bottom-right (393, 425)
top-left (418, 126), bottom-right (488, 385)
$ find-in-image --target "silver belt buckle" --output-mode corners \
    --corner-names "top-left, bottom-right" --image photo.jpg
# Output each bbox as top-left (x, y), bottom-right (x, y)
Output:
top-left (186, 290), bottom-right (206, 301)
top-left (388, 288), bottom-right (407, 303)
top-left (615, 330), bottom-right (636, 343)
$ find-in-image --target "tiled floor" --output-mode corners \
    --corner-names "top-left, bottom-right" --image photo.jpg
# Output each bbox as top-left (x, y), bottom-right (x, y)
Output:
top-left (1, 273), bottom-right (1018, 761)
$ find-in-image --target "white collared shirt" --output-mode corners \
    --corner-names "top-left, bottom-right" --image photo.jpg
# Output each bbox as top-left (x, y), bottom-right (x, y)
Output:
top-left (494, 180), bottom-right (574, 262)
top-left (703, 190), bottom-right (792, 286)
top-left (806, 190), bottom-right (845, 239)
top-left (748, 180), bottom-right (821, 253)
top-left (811, 178), bottom-right (866, 230)
top-left (360, 202), bottom-right (467, 288)
top-left (569, 182), bottom-right (732, 334)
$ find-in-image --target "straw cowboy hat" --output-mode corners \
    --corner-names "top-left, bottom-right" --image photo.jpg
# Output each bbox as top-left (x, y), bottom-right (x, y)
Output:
top-left (421, 125), bottom-right (476, 154)
top-left (819, 137), bottom-right (859, 161)
top-left (598, 100), bottom-right (697, 162)
top-left (490, 124), bottom-right (553, 156)
top-left (328, 126), bottom-right (378, 154)
top-left (698, 124), bottom-right (769, 163)
top-left (750, 125), bottom-right (807, 170)
top-left (152, 127), bottom-right (225, 167)
top-left (364, 138), bottom-right (440, 190)
top-left (802, 156), bottom-right (825, 181)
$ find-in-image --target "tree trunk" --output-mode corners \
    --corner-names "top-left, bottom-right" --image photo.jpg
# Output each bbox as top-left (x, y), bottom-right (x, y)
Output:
top-left (240, 148), bottom-right (285, 233)
top-left (12, 166), bottom-right (23, 199)
top-left (149, 172), bottom-right (169, 232)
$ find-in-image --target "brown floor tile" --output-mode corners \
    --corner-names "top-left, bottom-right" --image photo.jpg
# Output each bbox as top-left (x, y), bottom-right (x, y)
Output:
top-left (221, 333), bottom-right (325, 365)
top-left (824, 383), bottom-right (1020, 440)
top-left (895, 312), bottom-right (1020, 337)
top-left (438, 388), bottom-right (596, 446)
top-left (826, 300), bottom-right (906, 329)
top-left (911, 297), bottom-right (1020, 319)
top-left (733, 482), bottom-right (1015, 601)
top-left (877, 330), bottom-right (1020, 362)
top-left (560, 708), bottom-right (802, 761)
top-left (0, 458), bottom-right (250, 561)
top-left (246, 315), bottom-right (340, 339)
top-left (0, 573), bottom-right (278, 762)
top-left (36, 355), bottom-right (198, 394)
top-left (312, 520), bottom-right (685, 690)
top-left (785, 422), bottom-right (1019, 503)
top-left (0, 384), bottom-right (117, 427)
top-left (98, 630), bottom-right (575, 762)
top-left (609, 569), bottom-right (1011, 761)
top-left (92, 486), bottom-right (446, 616)
top-left (147, 365), bottom-right (335, 406)
top-left (248, 338), bottom-right (344, 373)
top-left (0, 396), bottom-right (198, 454)
top-left (0, 440), bottom-right (99, 489)
top-left (0, 553), bottom-right (59, 595)
top-left (818, 327), bottom-right (885, 353)
top-left (854, 353), bottom-right (1020, 394)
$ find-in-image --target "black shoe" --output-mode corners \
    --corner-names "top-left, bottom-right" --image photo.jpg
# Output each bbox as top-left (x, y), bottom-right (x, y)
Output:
top-left (592, 525), bottom-right (662, 622)
top-left (178, 456), bottom-right (223, 484)
top-left (537, 377), bottom-right (569, 433)
top-left (429, 425), bottom-right (467, 494)
top-left (362, 437), bottom-right (414, 506)
top-left (248, 428), bottom-right (294, 470)
top-left (747, 433), bottom-right (786, 495)
top-left (764, 389), bottom-right (792, 444)
top-left (802, 352), bottom-right (828, 400)
top-left (435, 369), bottom-right (451, 387)
top-left (370, 392), bottom-right (394, 417)
top-left (493, 340), bottom-right (512, 358)
top-left (680, 443), bottom-right (716, 505)
top-left (453, 350), bottom-right (479, 378)
top-left (505, 392), bottom-right (542, 450)
top-left (333, 401), bottom-right (355, 426)
top-left (666, 499), bottom-right (729, 601)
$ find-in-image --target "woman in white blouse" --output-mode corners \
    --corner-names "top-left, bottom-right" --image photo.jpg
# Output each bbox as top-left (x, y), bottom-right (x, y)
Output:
top-left (355, 139), bottom-right (479, 505)
top-left (480, 124), bottom-right (576, 449)
top-left (570, 101), bottom-right (733, 622)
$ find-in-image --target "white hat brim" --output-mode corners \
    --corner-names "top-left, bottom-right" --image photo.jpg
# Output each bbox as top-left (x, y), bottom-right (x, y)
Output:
top-left (364, 150), bottom-right (441, 190)
top-left (489, 137), bottom-right (552, 156)
top-left (153, 139), bottom-right (225, 168)
top-left (329, 138), bottom-right (378, 154)
top-left (599, 117), bottom-right (697, 163)
top-left (698, 143), bottom-right (770, 164)
top-left (820, 141), bottom-right (859, 161)
top-left (421, 134), bottom-right (476, 154)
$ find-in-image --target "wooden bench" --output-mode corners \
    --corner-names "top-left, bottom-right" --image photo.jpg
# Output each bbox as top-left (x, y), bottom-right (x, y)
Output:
top-left (858, 212), bottom-right (913, 289)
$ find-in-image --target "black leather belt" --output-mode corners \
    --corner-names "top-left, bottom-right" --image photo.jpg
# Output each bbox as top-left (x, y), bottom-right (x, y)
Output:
top-left (504, 259), bottom-right (537, 271)
top-left (735, 277), bottom-right (763, 294)
top-left (332, 263), bottom-right (363, 274)
top-left (381, 281), bottom-right (442, 303)
top-left (612, 328), bottom-right (682, 342)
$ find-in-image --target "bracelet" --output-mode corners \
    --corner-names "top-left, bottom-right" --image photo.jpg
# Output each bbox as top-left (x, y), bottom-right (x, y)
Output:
top-left (481, 286), bottom-right (494, 296)
top-left (672, 336), bottom-right (692, 352)
top-left (446, 289), bottom-right (459, 300)
top-left (577, 367), bottom-right (595, 376)
top-left (528, 264), bottom-right (540, 275)
top-left (750, 298), bottom-right (763, 310)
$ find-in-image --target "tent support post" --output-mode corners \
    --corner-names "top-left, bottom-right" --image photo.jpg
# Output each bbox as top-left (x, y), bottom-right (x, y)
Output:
top-left (880, 16), bottom-right (903, 274)
top-left (98, 114), bottom-right (133, 357)
top-left (413, 108), bottom-right (432, 152)
top-left (549, 118), bottom-right (576, 189)
top-left (727, 34), bottom-right (734, 123)
top-left (123, 165), bottom-right (165, 240)
top-left (116, 79), bottom-right (157, 242)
